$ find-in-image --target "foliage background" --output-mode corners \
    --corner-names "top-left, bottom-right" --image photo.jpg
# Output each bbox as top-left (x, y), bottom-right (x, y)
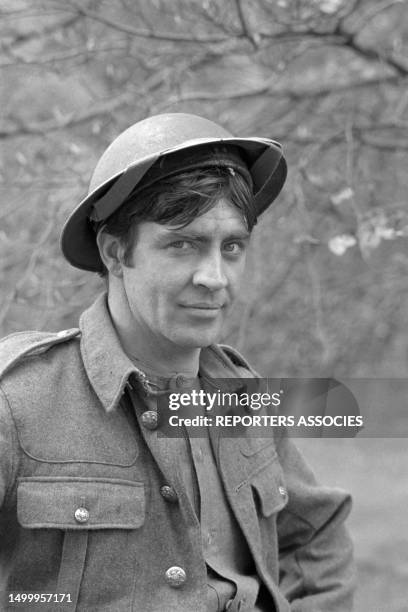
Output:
top-left (1, 0), bottom-right (407, 609)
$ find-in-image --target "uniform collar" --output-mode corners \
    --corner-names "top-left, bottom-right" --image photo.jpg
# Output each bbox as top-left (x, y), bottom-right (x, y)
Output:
top-left (79, 293), bottom-right (137, 412)
top-left (79, 293), bottom-right (246, 413)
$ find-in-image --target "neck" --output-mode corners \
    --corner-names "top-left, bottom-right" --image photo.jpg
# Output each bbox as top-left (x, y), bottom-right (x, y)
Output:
top-left (107, 286), bottom-right (200, 376)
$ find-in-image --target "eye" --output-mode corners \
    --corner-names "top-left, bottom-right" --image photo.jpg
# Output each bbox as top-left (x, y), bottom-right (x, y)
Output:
top-left (223, 241), bottom-right (245, 254)
top-left (168, 240), bottom-right (195, 250)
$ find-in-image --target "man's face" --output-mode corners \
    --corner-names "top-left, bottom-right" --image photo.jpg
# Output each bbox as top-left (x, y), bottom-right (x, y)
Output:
top-left (119, 198), bottom-right (251, 350)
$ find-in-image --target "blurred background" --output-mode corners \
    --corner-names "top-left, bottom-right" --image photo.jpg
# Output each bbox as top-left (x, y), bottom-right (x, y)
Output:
top-left (1, 0), bottom-right (407, 609)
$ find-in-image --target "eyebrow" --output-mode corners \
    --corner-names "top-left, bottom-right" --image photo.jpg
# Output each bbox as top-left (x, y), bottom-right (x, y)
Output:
top-left (156, 228), bottom-right (251, 243)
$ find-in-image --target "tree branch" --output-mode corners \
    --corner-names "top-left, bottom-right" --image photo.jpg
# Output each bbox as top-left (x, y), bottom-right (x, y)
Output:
top-left (7, 14), bottom-right (81, 47)
top-left (151, 73), bottom-right (401, 112)
top-left (234, 0), bottom-right (259, 49)
top-left (66, 1), bottom-right (237, 44)
top-left (0, 90), bottom-right (134, 138)
top-left (360, 135), bottom-right (408, 150)
top-left (0, 221), bottom-right (54, 328)
top-left (283, 120), bottom-right (408, 152)
top-left (334, 22), bottom-right (408, 76)
top-left (293, 175), bottom-right (333, 368)
top-left (0, 58), bottom-right (188, 138)
top-left (348, 0), bottom-right (405, 35)
top-left (0, 44), bottom-right (129, 67)
top-left (256, 13), bottom-right (408, 78)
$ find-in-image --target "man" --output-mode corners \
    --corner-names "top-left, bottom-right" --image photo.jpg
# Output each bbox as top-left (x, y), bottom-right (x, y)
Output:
top-left (0, 113), bottom-right (354, 611)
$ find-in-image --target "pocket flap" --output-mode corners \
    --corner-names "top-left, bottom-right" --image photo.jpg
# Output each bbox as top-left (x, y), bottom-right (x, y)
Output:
top-left (251, 464), bottom-right (288, 517)
top-left (17, 477), bottom-right (145, 529)
top-left (240, 437), bottom-right (277, 458)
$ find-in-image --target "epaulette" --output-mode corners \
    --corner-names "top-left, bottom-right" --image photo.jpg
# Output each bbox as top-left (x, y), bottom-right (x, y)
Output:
top-left (218, 343), bottom-right (260, 377)
top-left (0, 328), bottom-right (80, 380)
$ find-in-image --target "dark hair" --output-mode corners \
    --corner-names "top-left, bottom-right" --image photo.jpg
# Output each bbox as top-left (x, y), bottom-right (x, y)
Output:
top-left (97, 165), bottom-right (256, 276)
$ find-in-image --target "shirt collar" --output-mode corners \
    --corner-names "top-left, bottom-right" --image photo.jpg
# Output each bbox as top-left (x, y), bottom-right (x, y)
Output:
top-left (79, 293), bottom-right (247, 412)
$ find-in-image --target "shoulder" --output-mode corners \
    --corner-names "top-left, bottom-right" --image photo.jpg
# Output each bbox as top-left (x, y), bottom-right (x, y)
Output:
top-left (0, 328), bottom-right (81, 381)
top-left (215, 343), bottom-right (261, 378)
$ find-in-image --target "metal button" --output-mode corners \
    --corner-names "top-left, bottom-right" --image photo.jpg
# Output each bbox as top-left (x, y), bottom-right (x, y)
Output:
top-left (278, 485), bottom-right (287, 497)
top-left (160, 485), bottom-right (178, 503)
top-left (175, 375), bottom-right (188, 388)
top-left (165, 566), bottom-right (186, 588)
top-left (74, 507), bottom-right (89, 523)
top-left (141, 410), bottom-right (158, 430)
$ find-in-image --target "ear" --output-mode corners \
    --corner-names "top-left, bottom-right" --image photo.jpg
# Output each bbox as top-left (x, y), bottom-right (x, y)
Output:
top-left (96, 229), bottom-right (125, 278)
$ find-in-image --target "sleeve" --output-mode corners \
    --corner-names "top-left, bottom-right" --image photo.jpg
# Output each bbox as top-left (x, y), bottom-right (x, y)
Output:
top-left (276, 435), bottom-right (355, 611)
top-left (0, 386), bottom-right (18, 509)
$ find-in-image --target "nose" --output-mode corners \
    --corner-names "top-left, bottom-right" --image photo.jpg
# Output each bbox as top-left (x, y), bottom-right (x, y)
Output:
top-left (192, 253), bottom-right (228, 291)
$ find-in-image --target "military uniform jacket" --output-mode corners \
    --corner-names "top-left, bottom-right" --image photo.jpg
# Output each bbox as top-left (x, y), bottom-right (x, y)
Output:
top-left (0, 294), bottom-right (354, 611)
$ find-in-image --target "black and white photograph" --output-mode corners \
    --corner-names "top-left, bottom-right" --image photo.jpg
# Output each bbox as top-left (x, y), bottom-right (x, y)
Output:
top-left (1, 1), bottom-right (407, 611)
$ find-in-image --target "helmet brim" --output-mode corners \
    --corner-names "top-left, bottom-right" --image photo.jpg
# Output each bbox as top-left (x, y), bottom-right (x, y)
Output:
top-left (61, 136), bottom-right (287, 272)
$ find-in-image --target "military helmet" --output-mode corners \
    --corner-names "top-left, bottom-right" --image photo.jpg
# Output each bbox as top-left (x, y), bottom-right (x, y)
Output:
top-left (61, 113), bottom-right (287, 272)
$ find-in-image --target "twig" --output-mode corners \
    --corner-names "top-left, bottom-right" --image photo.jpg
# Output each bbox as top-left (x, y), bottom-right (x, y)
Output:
top-left (0, 221), bottom-right (54, 327)
top-left (1, 44), bottom-right (129, 67)
top-left (151, 73), bottom-right (401, 113)
top-left (293, 176), bottom-right (333, 367)
top-left (235, 0), bottom-right (259, 49)
top-left (335, 22), bottom-right (408, 77)
top-left (360, 136), bottom-right (408, 150)
top-left (283, 119), bottom-right (408, 151)
top-left (0, 89), bottom-right (133, 138)
top-left (66, 1), bottom-right (236, 44)
top-left (7, 15), bottom-right (81, 47)
top-left (345, 114), bottom-right (362, 220)
top-left (0, 199), bottom-right (28, 221)
top-left (0, 61), bottom-right (173, 138)
top-left (349, 0), bottom-right (405, 35)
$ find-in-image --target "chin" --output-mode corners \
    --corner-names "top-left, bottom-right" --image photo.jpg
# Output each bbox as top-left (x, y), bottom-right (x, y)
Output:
top-left (171, 329), bottom-right (222, 349)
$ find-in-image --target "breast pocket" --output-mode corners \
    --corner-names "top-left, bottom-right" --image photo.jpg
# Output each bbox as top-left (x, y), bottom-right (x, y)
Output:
top-left (246, 457), bottom-right (289, 585)
top-left (238, 437), bottom-right (288, 515)
top-left (17, 477), bottom-right (145, 611)
top-left (239, 437), bottom-right (278, 479)
top-left (249, 459), bottom-right (288, 517)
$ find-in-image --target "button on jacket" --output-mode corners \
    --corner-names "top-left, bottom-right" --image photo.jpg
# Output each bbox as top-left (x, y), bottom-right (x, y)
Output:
top-left (0, 294), bottom-right (355, 611)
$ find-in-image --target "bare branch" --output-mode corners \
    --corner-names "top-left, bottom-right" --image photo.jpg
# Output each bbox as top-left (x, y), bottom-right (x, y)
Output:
top-left (0, 199), bottom-right (29, 221)
top-left (197, 4), bottom-right (238, 37)
top-left (345, 112), bottom-right (366, 261)
top-left (0, 221), bottom-right (54, 328)
top-left (337, 0), bottom-right (365, 22)
top-left (151, 73), bottom-right (402, 113)
top-left (65, 1), bottom-right (236, 44)
top-left (334, 21), bottom-right (408, 77)
top-left (349, 0), bottom-right (405, 35)
top-left (293, 175), bottom-right (333, 368)
top-left (282, 120), bottom-right (408, 155)
top-left (0, 44), bottom-right (128, 68)
top-left (0, 7), bottom-right (73, 20)
top-left (6, 14), bottom-right (81, 47)
top-left (256, 15), bottom-right (408, 78)
top-left (0, 89), bottom-right (133, 138)
top-left (360, 135), bottom-right (408, 150)
top-left (1, 10), bottom-right (61, 19)
top-left (0, 56), bottom-right (183, 139)
top-left (234, 0), bottom-right (259, 49)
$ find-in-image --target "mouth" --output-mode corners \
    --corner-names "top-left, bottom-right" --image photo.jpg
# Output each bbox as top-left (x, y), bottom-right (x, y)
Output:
top-left (180, 303), bottom-right (224, 310)
top-left (179, 303), bottom-right (225, 318)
